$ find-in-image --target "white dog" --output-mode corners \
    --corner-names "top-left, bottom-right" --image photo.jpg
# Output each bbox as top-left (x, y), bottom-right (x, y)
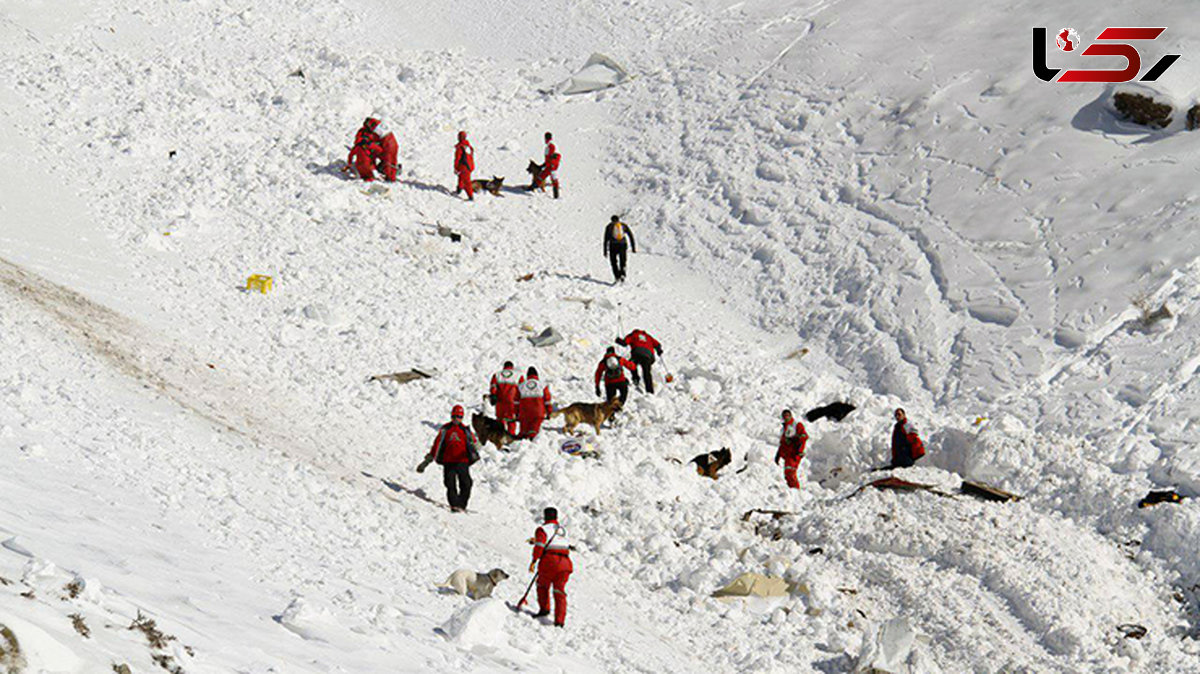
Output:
top-left (439, 568), bottom-right (510, 600)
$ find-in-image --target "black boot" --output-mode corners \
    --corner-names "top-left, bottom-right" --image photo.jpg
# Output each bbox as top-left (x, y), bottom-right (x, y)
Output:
top-left (553, 184), bottom-right (560, 199)
top-left (533, 609), bottom-right (550, 618)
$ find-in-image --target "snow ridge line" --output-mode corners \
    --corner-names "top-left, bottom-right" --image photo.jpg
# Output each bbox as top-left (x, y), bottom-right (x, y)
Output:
top-left (0, 256), bottom-right (337, 473)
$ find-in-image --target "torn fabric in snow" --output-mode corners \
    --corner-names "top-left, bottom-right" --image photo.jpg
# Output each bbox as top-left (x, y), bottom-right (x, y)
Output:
top-left (551, 54), bottom-right (630, 95)
top-left (711, 572), bottom-right (789, 598)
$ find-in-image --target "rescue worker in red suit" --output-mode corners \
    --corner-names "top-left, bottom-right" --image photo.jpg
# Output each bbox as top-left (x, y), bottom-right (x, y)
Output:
top-left (890, 408), bottom-right (926, 468)
top-left (616, 328), bottom-right (662, 393)
top-left (346, 118), bottom-right (399, 182)
top-left (775, 409), bottom-right (808, 489)
top-left (594, 346), bottom-right (638, 403)
top-left (489, 360), bottom-right (522, 435)
top-left (517, 366), bottom-right (552, 439)
top-left (454, 131), bottom-right (475, 200)
top-left (529, 506), bottom-right (572, 627)
top-left (417, 405), bottom-right (479, 512)
top-left (538, 131), bottom-right (561, 199)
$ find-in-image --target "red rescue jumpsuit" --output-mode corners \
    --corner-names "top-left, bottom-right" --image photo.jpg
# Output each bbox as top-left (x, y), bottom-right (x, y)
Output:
top-left (377, 123), bottom-right (399, 182)
top-left (454, 136), bottom-right (475, 198)
top-left (490, 368), bottom-right (522, 435)
top-left (517, 376), bottom-right (551, 439)
top-left (532, 520), bottom-right (573, 626)
top-left (539, 140), bottom-right (561, 190)
top-left (348, 120), bottom-right (383, 181)
top-left (776, 419), bottom-right (808, 489)
top-left (348, 119), bottom-right (399, 182)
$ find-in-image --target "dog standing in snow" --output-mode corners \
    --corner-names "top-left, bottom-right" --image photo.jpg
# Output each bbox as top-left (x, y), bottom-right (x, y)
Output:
top-left (549, 397), bottom-right (623, 435)
top-left (439, 568), bottom-right (510, 600)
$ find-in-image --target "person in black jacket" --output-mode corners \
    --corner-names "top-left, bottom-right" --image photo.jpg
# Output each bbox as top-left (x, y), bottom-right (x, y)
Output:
top-left (890, 408), bottom-right (926, 469)
top-left (603, 215), bottom-right (636, 283)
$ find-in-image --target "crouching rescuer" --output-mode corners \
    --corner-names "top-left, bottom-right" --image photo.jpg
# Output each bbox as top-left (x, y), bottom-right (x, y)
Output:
top-left (775, 409), bottom-right (808, 489)
top-left (529, 507), bottom-right (573, 627)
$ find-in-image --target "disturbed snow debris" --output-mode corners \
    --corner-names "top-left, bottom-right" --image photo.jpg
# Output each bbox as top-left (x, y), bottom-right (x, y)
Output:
top-left (5, 0), bottom-right (1200, 670)
top-left (367, 368), bottom-right (436, 385)
top-left (0, 624), bottom-right (23, 672)
top-left (437, 599), bottom-right (509, 648)
top-left (959, 480), bottom-right (1020, 503)
top-left (1138, 490), bottom-right (1186, 508)
top-left (855, 618), bottom-right (938, 674)
top-left (1112, 92), bottom-right (1173, 129)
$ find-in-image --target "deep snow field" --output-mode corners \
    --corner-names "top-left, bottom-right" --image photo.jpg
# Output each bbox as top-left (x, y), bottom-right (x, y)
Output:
top-left (3, 0), bottom-right (1200, 671)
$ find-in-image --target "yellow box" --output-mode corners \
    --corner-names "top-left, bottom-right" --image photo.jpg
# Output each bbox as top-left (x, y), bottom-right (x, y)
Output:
top-left (246, 274), bottom-right (274, 294)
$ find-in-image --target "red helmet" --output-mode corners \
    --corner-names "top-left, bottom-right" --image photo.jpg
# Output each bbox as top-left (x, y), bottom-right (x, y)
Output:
top-left (457, 130), bottom-right (467, 141)
top-left (452, 405), bottom-right (465, 418)
top-left (365, 117), bottom-right (380, 130)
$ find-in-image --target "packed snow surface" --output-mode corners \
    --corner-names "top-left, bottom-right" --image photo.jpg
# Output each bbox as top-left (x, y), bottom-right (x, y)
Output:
top-left (2, 0), bottom-right (1200, 671)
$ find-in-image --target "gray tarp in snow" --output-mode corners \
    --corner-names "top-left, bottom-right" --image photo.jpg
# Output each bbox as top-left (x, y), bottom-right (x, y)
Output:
top-left (552, 54), bottom-right (630, 95)
top-left (528, 327), bottom-right (564, 347)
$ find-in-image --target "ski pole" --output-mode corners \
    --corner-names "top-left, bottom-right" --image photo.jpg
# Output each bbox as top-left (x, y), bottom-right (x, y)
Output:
top-left (516, 526), bottom-right (560, 610)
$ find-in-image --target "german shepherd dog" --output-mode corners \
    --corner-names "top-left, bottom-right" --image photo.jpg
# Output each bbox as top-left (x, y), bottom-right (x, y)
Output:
top-left (526, 160), bottom-right (546, 191)
top-left (549, 397), bottom-right (623, 435)
top-left (470, 176), bottom-right (505, 196)
top-left (690, 448), bottom-right (733, 480)
top-left (472, 412), bottom-right (516, 451)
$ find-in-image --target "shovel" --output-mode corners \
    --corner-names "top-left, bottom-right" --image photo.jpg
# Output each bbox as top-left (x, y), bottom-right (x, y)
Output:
top-left (660, 353), bottom-right (675, 384)
top-left (510, 527), bottom-right (561, 613)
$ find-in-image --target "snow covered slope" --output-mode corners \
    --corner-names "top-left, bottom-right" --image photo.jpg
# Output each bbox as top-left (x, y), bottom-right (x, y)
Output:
top-left (2, 0), bottom-right (1200, 670)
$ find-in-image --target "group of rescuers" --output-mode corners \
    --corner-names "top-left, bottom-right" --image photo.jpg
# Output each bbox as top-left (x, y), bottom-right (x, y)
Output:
top-left (345, 119), bottom-right (638, 284)
top-left (358, 120), bottom-right (929, 629)
top-left (416, 334), bottom-right (925, 627)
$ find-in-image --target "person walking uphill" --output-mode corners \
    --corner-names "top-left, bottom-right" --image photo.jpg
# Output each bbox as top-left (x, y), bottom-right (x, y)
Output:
top-left (594, 346), bottom-right (637, 403)
top-left (890, 408), bottom-right (926, 468)
top-left (517, 367), bottom-right (552, 440)
top-left (603, 215), bottom-right (636, 283)
top-left (528, 507), bottom-right (573, 627)
top-left (616, 328), bottom-right (662, 393)
top-left (775, 409), bottom-right (808, 489)
top-left (489, 361), bottom-right (522, 435)
top-left (417, 405), bottom-right (480, 512)
top-left (454, 131), bottom-right (475, 200)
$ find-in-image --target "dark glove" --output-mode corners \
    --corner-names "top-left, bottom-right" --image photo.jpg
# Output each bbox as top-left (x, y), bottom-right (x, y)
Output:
top-left (656, 346), bottom-right (663, 356)
top-left (595, 386), bottom-right (601, 397)
top-left (488, 394), bottom-right (497, 406)
top-left (774, 454), bottom-right (781, 466)
top-left (417, 456), bottom-right (432, 473)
